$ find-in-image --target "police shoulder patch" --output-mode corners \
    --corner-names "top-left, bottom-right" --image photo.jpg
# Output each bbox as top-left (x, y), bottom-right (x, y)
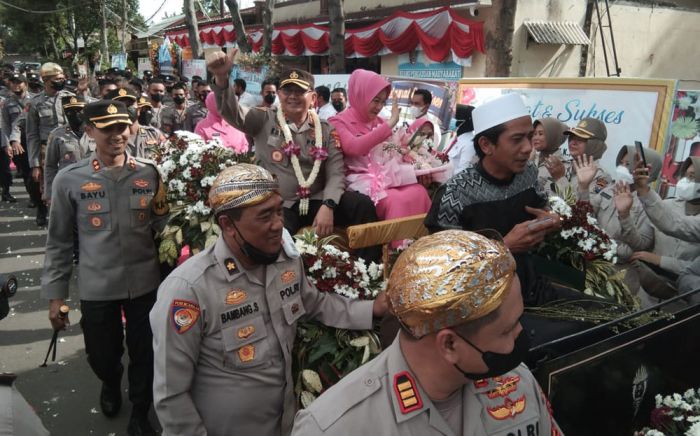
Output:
top-left (394, 371), bottom-right (423, 414)
top-left (171, 299), bottom-right (201, 334)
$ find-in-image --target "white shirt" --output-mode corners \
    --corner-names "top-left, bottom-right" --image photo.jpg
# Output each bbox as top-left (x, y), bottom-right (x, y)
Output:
top-left (238, 91), bottom-right (260, 108)
top-left (448, 131), bottom-right (476, 175)
top-left (317, 102), bottom-right (337, 121)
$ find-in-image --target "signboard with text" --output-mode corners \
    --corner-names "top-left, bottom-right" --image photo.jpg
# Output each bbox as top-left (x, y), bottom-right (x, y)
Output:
top-left (398, 52), bottom-right (464, 81)
top-left (457, 78), bottom-right (677, 173)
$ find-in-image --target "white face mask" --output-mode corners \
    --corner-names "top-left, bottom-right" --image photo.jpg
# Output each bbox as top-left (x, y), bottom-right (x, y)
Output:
top-left (614, 165), bottom-right (634, 185)
top-left (409, 106), bottom-right (424, 119)
top-left (676, 177), bottom-right (700, 201)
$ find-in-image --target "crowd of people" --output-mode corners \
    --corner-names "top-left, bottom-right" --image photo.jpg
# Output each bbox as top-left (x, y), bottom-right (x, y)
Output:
top-left (0, 50), bottom-right (698, 435)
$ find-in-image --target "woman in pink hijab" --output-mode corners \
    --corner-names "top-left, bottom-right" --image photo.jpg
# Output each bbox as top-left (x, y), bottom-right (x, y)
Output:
top-left (328, 69), bottom-right (431, 220)
top-left (195, 92), bottom-right (249, 154)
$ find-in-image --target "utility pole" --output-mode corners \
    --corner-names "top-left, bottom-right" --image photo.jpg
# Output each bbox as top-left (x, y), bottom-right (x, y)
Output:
top-left (101, 0), bottom-right (110, 70)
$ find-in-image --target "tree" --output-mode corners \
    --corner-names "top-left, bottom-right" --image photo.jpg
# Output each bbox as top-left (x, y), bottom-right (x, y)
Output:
top-left (483, 0), bottom-right (517, 77)
top-left (261, 0), bottom-right (275, 56)
top-left (225, 0), bottom-right (252, 53)
top-left (327, 0), bottom-right (345, 73)
top-left (184, 0), bottom-right (203, 58)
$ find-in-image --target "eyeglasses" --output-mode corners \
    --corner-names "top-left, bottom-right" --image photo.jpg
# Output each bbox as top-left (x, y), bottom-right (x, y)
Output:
top-left (279, 87), bottom-right (312, 97)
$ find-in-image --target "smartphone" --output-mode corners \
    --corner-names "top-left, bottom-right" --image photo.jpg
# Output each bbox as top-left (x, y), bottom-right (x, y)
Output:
top-left (635, 141), bottom-right (647, 167)
top-left (528, 217), bottom-right (553, 230)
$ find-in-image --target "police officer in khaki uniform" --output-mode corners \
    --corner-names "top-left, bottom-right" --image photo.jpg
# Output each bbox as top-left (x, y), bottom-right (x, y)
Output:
top-left (2, 73), bottom-right (40, 208)
top-left (292, 230), bottom-right (563, 436)
top-left (206, 50), bottom-right (381, 262)
top-left (150, 163), bottom-right (388, 436)
top-left (104, 88), bottom-right (165, 159)
top-left (43, 95), bottom-right (91, 202)
top-left (26, 62), bottom-right (73, 226)
top-left (160, 81), bottom-right (189, 135)
top-left (41, 100), bottom-right (169, 436)
top-left (183, 80), bottom-right (210, 132)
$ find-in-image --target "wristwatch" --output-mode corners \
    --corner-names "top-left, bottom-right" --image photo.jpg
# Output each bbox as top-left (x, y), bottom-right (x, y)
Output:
top-left (322, 199), bottom-right (337, 209)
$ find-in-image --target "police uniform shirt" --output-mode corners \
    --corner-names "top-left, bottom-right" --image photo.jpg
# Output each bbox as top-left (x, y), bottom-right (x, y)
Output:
top-left (554, 159), bottom-right (611, 196)
top-left (160, 102), bottom-right (189, 135)
top-left (128, 125), bottom-right (164, 160)
top-left (0, 93), bottom-right (32, 149)
top-left (26, 90), bottom-right (72, 167)
top-left (41, 153), bottom-right (169, 301)
top-left (43, 126), bottom-right (93, 200)
top-left (149, 104), bottom-right (166, 130)
top-left (212, 83), bottom-right (345, 208)
top-left (292, 334), bottom-right (563, 436)
top-left (183, 101), bottom-right (208, 132)
top-left (150, 231), bottom-right (374, 436)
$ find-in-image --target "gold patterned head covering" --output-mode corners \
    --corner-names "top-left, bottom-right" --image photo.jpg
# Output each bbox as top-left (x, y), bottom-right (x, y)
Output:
top-left (209, 164), bottom-right (279, 214)
top-left (387, 230), bottom-right (516, 338)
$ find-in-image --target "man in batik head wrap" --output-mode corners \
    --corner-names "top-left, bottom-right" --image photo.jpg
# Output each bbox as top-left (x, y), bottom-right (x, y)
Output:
top-left (150, 163), bottom-right (387, 436)
top-left (292, 230), bottom-right (563, 436)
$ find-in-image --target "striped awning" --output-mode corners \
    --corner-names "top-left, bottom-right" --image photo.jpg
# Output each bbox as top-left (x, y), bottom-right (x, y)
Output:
top-left (523, 20), bottom-right (590, 45)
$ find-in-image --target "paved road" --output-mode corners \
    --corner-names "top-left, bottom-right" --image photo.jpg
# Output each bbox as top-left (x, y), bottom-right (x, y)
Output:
top-left (0, 178), bottom-right (159, 435)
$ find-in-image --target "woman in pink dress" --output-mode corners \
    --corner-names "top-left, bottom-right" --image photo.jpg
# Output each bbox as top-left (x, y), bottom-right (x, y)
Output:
top-left (328, 69), bottom-right (431, 220)
top-left (195, 92), bottom-right (248, 154)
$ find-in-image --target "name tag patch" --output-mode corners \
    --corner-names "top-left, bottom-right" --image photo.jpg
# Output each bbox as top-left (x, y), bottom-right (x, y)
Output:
top-left (220, 302), bottom-right (259, 324)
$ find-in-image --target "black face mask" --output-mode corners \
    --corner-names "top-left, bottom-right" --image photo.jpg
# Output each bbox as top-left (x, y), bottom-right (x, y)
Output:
top-left (332, 101), bottom-right (345, 112)
top-left (127, 106), bottom-right (138, 122)
top-left (454, 329), bottom-right (530, 380)
top-left (232, 222), bottom-right (280, 265)
top-left (149, 93), bottom-right (163, 103)
top-left (65, 111), bottom-right (83, 134)
top-left (263, 94), bottom-right (276, 105)
top-left (138, 109), bottom-right (154, 126)
top-left (173, 96), bottom-right (186, 105)
top-left (51, 80), bottom-right (66, 91)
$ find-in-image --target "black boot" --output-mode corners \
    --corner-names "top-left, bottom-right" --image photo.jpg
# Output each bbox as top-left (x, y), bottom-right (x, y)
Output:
top-left (36, 203), bottom-right (48, 227)
top-left (99, 382), bottom-right (122, 418)
top-left (1, 189), bottom-right (16, 203)
top-left (127, 407), bottom-right (156, 436)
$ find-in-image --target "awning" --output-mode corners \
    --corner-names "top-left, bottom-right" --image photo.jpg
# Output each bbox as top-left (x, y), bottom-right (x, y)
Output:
top-left (523, 20), bottom-right (590, 45)
top-left (166, 7), bottom-right (485, 65)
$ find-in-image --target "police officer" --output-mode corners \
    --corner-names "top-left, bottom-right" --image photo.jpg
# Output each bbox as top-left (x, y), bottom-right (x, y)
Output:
top-left (206, 50), bottom-right (381, 262)
top-left (104, 88), bottom-right (165, 159)
top-left (146, 78), bottom-right (167, 129)
top-left (41, 100), bottom-right (169, 436)
top-left (43, 95), bottom-right (90, 203)
top-left (0, 91), bottom-right (14, 202)
top-left (150, 163), bottom-right (388, 436)
top-left (292, 230), bottom-right (563, 436)
top-left (183, 79), bottom-right (210, 132)
top-left (1, 72), bottom-right (41, 209)
top-left (26, 62), bottom-right (72, 226)
top-left (160, 81), bottom-right (189, 135)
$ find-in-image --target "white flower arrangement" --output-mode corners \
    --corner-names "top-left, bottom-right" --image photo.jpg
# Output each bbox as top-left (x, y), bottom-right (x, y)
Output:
top-left (637, 387), bottom-right (700, 436)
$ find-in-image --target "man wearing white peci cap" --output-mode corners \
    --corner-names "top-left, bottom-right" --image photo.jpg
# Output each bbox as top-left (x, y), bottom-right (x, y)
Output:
top-left (425, 93), bottom-right (598, 346)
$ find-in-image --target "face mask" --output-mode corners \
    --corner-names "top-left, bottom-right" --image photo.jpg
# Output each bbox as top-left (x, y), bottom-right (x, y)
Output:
top-left (263, 94), bottom-right (276, 105)
top-left (453, 329), bottom-right (530, 380)
top-left (676, 177), bottom-right (700, 201)
top-left (232, 222), bottom-right (280, 265)
top-left (409, 106), bottom-right (424, 119)
top-left (173, 96), bottom-right (186, 105)
top-left (65, 111), bottom-right (83, 133)
top-left (51, 80), bottom-right (66, 91)
top-left (127, 106), bottom-right (138, 122)
top-left (332, 101), bottom-right (344, 112)
top-left (614, 165), bottom-right (634, 185)
top-left (149, 93), bottom-right (163, 103)
top-left (138, 110), bottom-right (154, 126)
top-left (13, 89), bottom-right (24, 97)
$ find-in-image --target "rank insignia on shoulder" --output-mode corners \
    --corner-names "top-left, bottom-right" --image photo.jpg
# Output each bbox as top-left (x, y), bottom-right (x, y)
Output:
top-left (486, 375), bottom-right (520, 399)
top-left (394, 371), bottom-right (423, 414)
top-left (487, 395), bottom-right (526, 420)
top-left (474, 379), bottom-right (489, 389)
top-left (225, 289), bottom-right (247, 305)
top-left (238, 344), bottom-right (255, 362)
top-left (237, 325), bottom-right (255, 339)
top-left (281, 270), bottom-right (296, 284)
top-left (171, 299), bottom-right (200, 334)
top-left (224, 258), bottom-right (238, 275)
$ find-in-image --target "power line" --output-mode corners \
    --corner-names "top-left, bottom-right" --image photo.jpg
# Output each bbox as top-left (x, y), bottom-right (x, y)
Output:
top-left (0, 0), bottom-right (82, 14)
top-left (144, 0), bottom-right (169, 23)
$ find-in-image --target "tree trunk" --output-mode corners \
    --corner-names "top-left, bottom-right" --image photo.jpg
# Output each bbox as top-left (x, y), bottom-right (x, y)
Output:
top-left (121, 0), bottom-right (127, 54)
top-left (327, 0), bottom-right (345, 73)
top-left (578, 0), bottom-right (594, 77)
top-left (484, 0), bottom-right (517, 77)
top-left (261, 0), bottom-right (275, 56)
top-left (101, 0), bottom-right (110, 70)
top-left (225, 0), bottom-right (252, 53)
top-left (185, 0), bottom-right (203, 58)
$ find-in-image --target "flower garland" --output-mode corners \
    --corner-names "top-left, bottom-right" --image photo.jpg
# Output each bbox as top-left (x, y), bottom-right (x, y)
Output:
top-left (276, 108), bottom-right (326, 215)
